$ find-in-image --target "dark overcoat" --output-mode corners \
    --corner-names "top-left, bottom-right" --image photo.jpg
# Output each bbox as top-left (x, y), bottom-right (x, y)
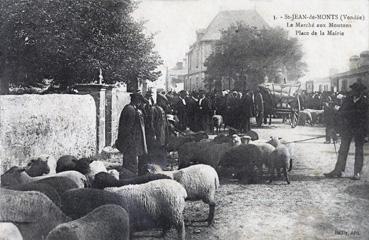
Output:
top-left (115, 103), bottom-right (147, 156)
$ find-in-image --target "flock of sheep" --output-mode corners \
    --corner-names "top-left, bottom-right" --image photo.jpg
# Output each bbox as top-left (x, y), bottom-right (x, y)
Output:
top-left (0, 130), bottom-right (294, 240)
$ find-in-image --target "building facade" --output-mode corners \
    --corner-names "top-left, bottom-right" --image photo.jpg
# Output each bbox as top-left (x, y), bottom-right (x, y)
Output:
top-left (184, 10), bottom-right (268, 91)
top-left (330, 50), bottom-right (369, 92)
top-left (166, 61), bottom-right (187, 92)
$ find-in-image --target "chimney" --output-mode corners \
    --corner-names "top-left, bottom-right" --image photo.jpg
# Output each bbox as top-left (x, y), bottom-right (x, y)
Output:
top-left (196, 29), bottom-right (205, 41)
top-left (359, 51), bottom-right (369, 68)
top-left (176, 62), bottom-right (184, 69)
top-left (349, 55), bottom-right (360, 70)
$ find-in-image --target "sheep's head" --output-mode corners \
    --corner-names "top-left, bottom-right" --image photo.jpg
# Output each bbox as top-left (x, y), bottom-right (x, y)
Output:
top-left (231, 134), bottom-right (241, 146)
top-left (267, 136), bottom-right (282, 147)
top-left (75, 158), bottom-right (93, 175)
top-left (241, 135), bottom-right (251, 145)
top-left (93, 172), bottom-right (117, 189)
top-left (1, 166), bottom-right (26, 186)
top-left (145, 164), bottom-right (162, 174)
top-left (25, 157), bottom-right (50, 177)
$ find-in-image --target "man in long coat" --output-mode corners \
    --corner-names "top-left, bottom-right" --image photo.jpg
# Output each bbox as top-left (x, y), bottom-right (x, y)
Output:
top-left (115, 91), bottom-right (147, 175)
top-left (175, 90), bottom-right (188, 131)
top-left (198, 90), bottom-right (213, 133)
top-left (324, 81), bottom-right (368, 180)
top-left (186, 91), bottom-right (199, 132)
top-left (240, 90), bottom-right (254, 132)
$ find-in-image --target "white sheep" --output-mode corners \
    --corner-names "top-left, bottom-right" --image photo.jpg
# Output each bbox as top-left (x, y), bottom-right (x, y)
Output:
top-left (46, 204), bottom-right (129, 240)
top-left (267, 137), bottom-right (293, 184)
top-left (0, 223), bottom-right (23, 240)
top-left (1, 166), bottom-right (87, 188)
top-left (105, 179), bottom-right (187, 240)
top-left (0, 189), bottom-right (70, 240)
top-left (146, 164), bottom-right (219, 226)
top-left (86, 160), bottom-right (108, 181)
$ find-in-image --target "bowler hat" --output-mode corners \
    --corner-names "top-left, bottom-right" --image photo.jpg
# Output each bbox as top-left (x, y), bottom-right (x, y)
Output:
top-left (130, 90), bottom-right (143, 98)
top-left (157, 93), bottom-right (168, 102)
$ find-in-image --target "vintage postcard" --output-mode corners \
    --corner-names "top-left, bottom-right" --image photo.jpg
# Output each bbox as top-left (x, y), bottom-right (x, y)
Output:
top-left (0, 0), bottom-right (368, 239)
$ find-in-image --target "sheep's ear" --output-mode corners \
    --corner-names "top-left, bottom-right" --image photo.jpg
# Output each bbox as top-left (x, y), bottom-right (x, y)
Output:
top-left (278, 137), bottom-right (282, 140)
top-left (270, 136), bottom-right (273, 139)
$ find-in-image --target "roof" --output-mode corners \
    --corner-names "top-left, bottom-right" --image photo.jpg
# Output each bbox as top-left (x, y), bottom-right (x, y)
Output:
top-left (330, 67), bottom-right (369, 79)
top-left (200, 10), bottom-right (269, 41)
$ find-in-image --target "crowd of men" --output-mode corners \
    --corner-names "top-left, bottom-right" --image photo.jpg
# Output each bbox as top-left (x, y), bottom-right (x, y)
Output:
top-left (114, 78), bottom-right (368, 180)
top-left (114, 90), bottom-right (170, 175)
top-left (167, 89), bottom-right (255, 133)
top-left (113, 88), bottom-right (256, 175)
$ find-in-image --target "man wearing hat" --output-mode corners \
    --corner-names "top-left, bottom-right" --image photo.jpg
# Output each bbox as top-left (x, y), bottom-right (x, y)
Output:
top-left (175, 90), bottom-right (188, 131)
top-left (324, 81), bottom-right (368, 180)
top-left (198, 90), bottom-right (213, 133)
top-left (115, 90), bottom-right (148, 175)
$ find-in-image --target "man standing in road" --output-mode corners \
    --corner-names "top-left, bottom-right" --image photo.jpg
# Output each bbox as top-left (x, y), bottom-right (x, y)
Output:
top-left (115, 91), bottom-right (148, 175)
top-left (324, 81), bottom-right (368, 180)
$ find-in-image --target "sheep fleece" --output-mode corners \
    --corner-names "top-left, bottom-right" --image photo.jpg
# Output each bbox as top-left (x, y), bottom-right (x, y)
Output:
top-left (105, 179), bottom-right (187, 230)
top-left (46, 204), bottom-right (129, 240)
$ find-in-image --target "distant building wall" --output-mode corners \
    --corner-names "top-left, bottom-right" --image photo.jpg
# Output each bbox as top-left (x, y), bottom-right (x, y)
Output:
top-left (0, 94), bottom-right (96, 174)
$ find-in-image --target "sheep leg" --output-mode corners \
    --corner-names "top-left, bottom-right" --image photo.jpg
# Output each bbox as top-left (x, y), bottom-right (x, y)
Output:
top-left (161, 223), bottom-right (171, 238)
top-left (176, 220), bottom-right (186, 240)
top-left (283, 168), bottom-right (290, 184)
top-left (268, 164), bottom-right (274, 183)
top-left (207, 202), bottom-right (216, 226)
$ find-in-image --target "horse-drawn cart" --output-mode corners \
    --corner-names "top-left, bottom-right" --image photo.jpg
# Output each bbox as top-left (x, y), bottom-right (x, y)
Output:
top-left (255, 82), bottom-right (301, 128)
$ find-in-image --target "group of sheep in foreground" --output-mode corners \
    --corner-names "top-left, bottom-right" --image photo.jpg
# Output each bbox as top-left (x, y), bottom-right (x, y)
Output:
top-left (0, 154), bottom-right (219, 240)
top-left (178, 133), bottom-right (294, 184)
top-left (0, 131), bottom-right (294, 240)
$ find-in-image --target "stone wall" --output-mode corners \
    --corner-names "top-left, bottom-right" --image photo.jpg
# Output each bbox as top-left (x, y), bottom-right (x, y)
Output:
top-left (106, 88), bottom-right (130, 146)
top-left (0, 94), bottom-right (96, 174)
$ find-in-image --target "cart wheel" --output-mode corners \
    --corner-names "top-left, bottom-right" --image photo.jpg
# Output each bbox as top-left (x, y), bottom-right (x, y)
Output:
top-left (290, 95), bottom-right (301, 128)
top-left (290, 111), bottom-right (299, 128)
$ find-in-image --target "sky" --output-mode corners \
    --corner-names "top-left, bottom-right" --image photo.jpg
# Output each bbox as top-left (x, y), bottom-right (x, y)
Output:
top-left (133, 0), bottom-right (369, 86)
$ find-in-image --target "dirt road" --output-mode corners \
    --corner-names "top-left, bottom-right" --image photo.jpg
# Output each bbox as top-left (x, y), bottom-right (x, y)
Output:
top-left (135, 120), bottom-right (369, 240)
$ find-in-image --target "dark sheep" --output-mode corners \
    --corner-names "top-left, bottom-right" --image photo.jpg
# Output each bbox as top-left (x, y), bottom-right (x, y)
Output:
top-left (56, 155), bottom-right (93, 175)
top-left (92, 172), bottom-right (171, 189)
top-left (60, 189), bottom-right (123, 220)
top-left (178, 141), bottom-right (232, 169)
top-left (46, 204), bottom-right (130, 240)
top-left (56, 155), bottom-right (79, 173)
top-left (6, 182), bottom-right (61, 207)
top-left (245, 130), bottom-right (259, 141)
top-left (25, 158), bottom-right (50, 177)
top-left (167, 131), bottom-right (209, 152)
top-left (218, 144), bottom-right (262, 184)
